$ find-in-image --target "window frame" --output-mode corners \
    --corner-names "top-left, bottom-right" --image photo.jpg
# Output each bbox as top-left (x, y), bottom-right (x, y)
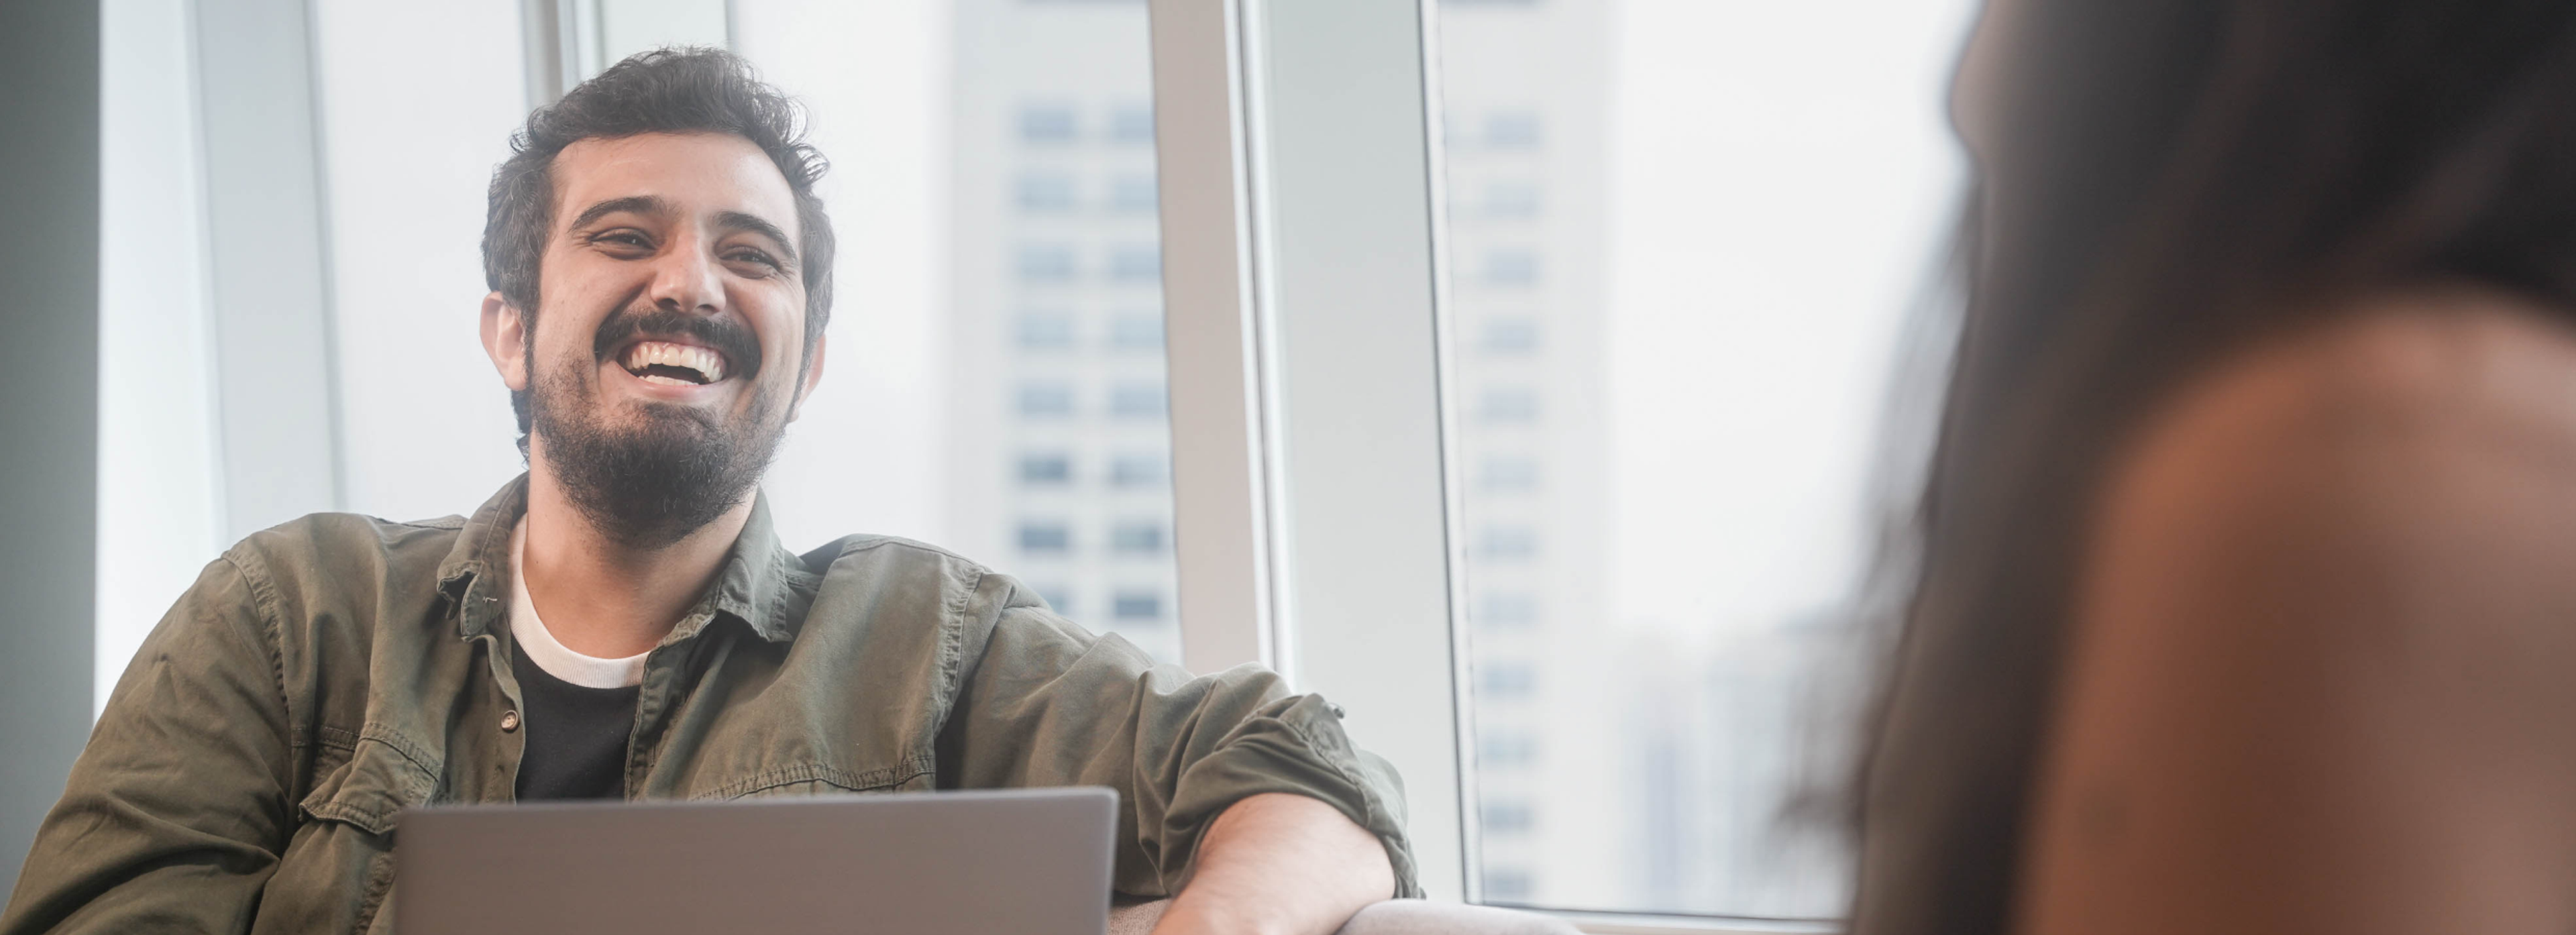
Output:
top-left (1145, 1), bottom-right (1841, 931)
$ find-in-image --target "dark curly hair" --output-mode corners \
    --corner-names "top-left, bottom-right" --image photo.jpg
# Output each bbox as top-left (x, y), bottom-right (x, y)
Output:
top-left (481, 46), bottom-right (835, 449)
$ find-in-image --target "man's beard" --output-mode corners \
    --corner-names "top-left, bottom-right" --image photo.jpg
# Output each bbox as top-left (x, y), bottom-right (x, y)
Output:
top-left (527, 307), bottom-right (789, 549)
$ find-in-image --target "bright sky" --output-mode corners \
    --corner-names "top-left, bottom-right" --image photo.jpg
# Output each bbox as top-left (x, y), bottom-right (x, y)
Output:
top-left (1603, 0), bottom-right (1979, 634)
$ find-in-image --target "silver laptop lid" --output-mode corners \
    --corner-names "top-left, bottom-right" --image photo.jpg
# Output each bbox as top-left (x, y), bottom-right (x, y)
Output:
top-left (396, 787), bottom-right (1117, 935)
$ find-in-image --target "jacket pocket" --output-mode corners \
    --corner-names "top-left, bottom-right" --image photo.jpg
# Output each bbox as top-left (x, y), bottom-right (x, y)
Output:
top-left (254, 730), bottom-right (439, 935)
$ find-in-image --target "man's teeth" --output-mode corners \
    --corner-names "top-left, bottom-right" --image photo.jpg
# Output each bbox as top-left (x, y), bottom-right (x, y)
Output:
top-left (621, 341), bottom-right (726, 383)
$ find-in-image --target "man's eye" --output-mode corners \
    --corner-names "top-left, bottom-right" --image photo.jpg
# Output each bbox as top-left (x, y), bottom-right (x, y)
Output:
top-left (727, 250), bottom-right (781, 271)
top-left (590, 231), bottom-right (652, 249)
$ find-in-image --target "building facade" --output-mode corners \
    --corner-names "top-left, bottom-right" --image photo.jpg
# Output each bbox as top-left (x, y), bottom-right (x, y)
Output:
top-left (947, 0), bottom-right (1180, 663)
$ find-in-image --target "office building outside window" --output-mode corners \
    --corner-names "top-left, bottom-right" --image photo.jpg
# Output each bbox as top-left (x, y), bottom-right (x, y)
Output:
top-left (1438, 0), bottom-right (1975, 917)
top-left (950, 0), bottom-right (1179, 664)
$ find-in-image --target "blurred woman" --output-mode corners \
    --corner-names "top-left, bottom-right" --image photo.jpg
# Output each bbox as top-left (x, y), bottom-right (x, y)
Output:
top-left (1855, 2), bottom-right (2576, 932)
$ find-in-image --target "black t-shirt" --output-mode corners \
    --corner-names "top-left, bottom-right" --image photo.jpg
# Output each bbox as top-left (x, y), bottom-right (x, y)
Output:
top-left (511, 641), bottom-right (641, 800)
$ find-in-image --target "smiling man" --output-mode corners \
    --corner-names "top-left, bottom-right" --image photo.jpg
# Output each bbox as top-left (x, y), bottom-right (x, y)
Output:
top-left (0, 49), bottom-right (1413, 935)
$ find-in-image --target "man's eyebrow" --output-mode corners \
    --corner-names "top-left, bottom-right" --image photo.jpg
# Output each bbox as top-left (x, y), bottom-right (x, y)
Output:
top-left (714, 210), bottom-right (799, 265)
top-left (566, 195), bottom-right (673, 232)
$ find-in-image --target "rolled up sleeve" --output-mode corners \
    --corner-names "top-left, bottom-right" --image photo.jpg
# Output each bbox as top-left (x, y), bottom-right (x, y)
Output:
top-left (936, 574), bottom-right (1421, 898)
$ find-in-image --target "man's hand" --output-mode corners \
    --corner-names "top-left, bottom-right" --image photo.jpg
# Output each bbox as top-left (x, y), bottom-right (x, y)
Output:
top-left (1150, 793), bottom-right (1397, 935)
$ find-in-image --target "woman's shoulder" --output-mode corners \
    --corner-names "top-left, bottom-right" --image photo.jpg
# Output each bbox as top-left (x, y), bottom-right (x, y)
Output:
top-left (2086, 282), bottom-right (2576, 659)
top-left (2023, 286), bottom-right (2576, 932)
top-left (2145, 286), bottom-right (2576, 475)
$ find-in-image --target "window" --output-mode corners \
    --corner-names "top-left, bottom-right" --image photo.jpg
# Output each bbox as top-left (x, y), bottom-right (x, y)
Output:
top-left (1017, 382), bottom-right (1075, 419)
top-left (1109, 313), bottom-right (1163, 350)
top-left (1483, 111), bottom-right (1542, 150)
top-left (1016, 311), bottom-right (1076, 349)
top-left (1015, 172), bottom-right (1077, 212)
top-left (1481, 801), bottom-right (1536, 835)
top-left (1109, 452), bottom-right (1167, 488)
top-left (1017, 522), bottom-right (1072, 553)
top-left (1109, 382), bottom-right (1166, 419)
top-left (104, 0), bottom-right (1960, 918)
top-left (1017, 103), bottom-right (1077, 144)
top-left (1110, 103), bottom-right (1155, 144)
top-left (1109, 243), bottom-right (1161, 284)
top-left (1482, 249), bottom-right (1540, 286)
top-left (1477, 661), bottom-right (1537, 699)
top-left (1477, 456), bottom-right (1540, 492)
top-left (970, 3), bottom-right (1181, 666)
top-left (1477, 387), bottom-right (1540, 424)
top-left (1434, 0), bottom-right (1975, 918)
top-left (1472, 592), bottom-right (1540, 632)
top-left (1018, 453), bottom-right (1073, 485)
top-left (1479, 729), bottom-right (1538, 767)
top-left (1472, 526), bottom-right (1538, 561)
top-left (1110, 174), bottom-right (1158, 213)
top-left (1014, 243), bottom-right (1078, 283)
top-left (1112, 590), bottom-right (1163, 620)
top-left (1482, 180), bottom-right (1541, 219)
top-left (1480, 317), bottom-right (1540, 353)
top-left (1483, 868), bottom-right (1535, 903)
top-left (1110, 521), bottom-right (1165, 555)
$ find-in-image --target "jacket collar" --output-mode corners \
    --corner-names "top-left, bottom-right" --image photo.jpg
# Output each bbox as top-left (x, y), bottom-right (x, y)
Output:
top-left (437, 474), bottom-right (810, 645)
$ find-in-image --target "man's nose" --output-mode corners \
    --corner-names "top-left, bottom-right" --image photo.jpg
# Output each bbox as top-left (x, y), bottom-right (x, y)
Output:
top-left (644, 234), bottom-right (724, 315)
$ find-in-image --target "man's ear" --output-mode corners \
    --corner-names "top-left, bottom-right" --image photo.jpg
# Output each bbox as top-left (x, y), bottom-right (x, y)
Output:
top-left (482, 292), bottom-right (531, 392)
top-left (788, 333), bottom-right (828, 423)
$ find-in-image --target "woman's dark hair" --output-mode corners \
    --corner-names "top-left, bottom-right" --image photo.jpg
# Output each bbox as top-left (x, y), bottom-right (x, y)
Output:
top-left (481, 46), bottom-right (835, 445)
top-left (1854, 3), bottom-right (2576, 932)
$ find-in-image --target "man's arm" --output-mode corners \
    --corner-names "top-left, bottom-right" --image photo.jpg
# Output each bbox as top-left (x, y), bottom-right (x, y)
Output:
top-left (0, 557), bottom-right (292, 934)
top-left (1152, 793), bottom-right (1396, 935)
top-left (938, 578), bottom-right (1421, 908)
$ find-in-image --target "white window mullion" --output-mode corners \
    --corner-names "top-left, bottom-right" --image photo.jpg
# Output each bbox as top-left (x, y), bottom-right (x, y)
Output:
top-left (1149, 0), bottom-right (1284, 679)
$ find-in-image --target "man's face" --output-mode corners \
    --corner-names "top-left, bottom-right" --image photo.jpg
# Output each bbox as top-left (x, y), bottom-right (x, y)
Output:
top-left (483, 131), bottom-right (824, 546)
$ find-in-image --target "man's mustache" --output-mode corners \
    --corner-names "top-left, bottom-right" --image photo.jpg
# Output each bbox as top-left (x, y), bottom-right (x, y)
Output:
top-left (591, 307), bottom-right (764, 381)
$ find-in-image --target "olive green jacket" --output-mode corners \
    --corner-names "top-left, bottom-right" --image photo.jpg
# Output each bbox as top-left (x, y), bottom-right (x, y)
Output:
top-left (1, 477), bottom-right (1419, 934)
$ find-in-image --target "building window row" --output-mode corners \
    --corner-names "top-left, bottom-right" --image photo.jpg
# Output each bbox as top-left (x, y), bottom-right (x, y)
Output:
top-left (1477, 661), bottom-right (1538, 699)
top-left (1481, 867), bottom-right (1535, 902)
top-left (1477, 316), bottom-right (1541, 353)
top-left (1014, 242), bottom-right (1162, 285)
top-left (1481, 248), bottom-right (1542, 287)
top-left (1479, 729), bottom-right (1540, 767)
top-left (1015, 520), bottom-right (1172, 557)
top-left (1472, 525), bottom-right (1541, 561)
top-left (1472, 591), bottom-right (1540, 631)
top-left (1015, 380), bottom-right (1169, 420)
top-left (1477, 455), bottom-right (1540, 492)
top-left (1446, 109), bottom-right (1544, 152)
top-left (1014, 309), bottom-right (1165, 351)
top-left (1018, 451), bottom-right (1171, 489)
top-left (1023, 584), bottom-right (1169, 624)
top-left (1015, 101), bottom-right (1155, 146)
top-left (1477, 386), bottom-right (1542, 424)
top-left (1472, 180), bottom-right (1542, 219)
top-left (1482, 800), bottom-right (1537, 834)
top-left (1013, 172), bottom-right (1159, 214)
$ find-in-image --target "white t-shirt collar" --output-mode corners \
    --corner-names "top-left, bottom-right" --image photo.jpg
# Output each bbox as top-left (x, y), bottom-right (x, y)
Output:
top-left (510, 519), bottom-right (650, 690)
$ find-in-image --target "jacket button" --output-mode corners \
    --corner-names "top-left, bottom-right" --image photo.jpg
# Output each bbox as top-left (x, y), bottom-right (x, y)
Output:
top-left (500, 710), bottom-right (521, 732)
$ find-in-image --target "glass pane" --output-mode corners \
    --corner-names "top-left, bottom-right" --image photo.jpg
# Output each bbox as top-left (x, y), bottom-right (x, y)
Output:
top-left (737, 0), bottom-right (1181, 662)
top-left (932, 0), bottom-right (1179, 663)
top-left (1438, 0), bottom-right (1975, 917)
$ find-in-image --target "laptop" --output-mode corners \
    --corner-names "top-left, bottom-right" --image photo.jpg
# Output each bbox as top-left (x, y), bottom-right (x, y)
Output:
top-left (396, 787), bottom-right (1118, 935)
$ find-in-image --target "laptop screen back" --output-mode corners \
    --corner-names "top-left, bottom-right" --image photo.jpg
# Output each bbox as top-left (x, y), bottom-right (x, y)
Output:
top-left (396, 787), bottom-right (1117, 935)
